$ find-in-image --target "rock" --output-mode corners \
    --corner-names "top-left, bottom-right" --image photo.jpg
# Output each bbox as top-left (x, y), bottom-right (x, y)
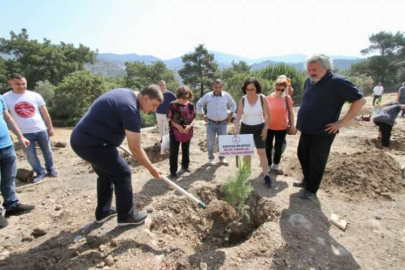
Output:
top-left (54, 141), bottom-right (68, 148)
top-left (146, 208), bottom-right (153, 213)
top-left (16, 168), bottom-right (34, 182)
top-left (87, 199), bottom-right (92, 204)
top-left (110, 239), bottom-right (118, 247)
top-left (55, 205), bottom-right (62, 211)
top-left (33, 224), bottom-right (49, 236)
top-left (22, 235), bottom-right (34, 242)
top-left (168, 186), bottom-right (175, 191)
top-left (136, 201), bottom-right (145, 209)
top-left (96, 262), bottom-right (105, 268)
top-left (200, 262), bottom-right (208, 270)
top-left (104, 255), bottom-right (114, 266)
top-left (99, 245), bottom-right (106, 252)
top-left (16, 188), bottom-right (22, 193)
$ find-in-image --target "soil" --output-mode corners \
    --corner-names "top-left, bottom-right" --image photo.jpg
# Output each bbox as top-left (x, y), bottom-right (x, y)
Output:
top-left (0, 94), bottom-right (404, 269)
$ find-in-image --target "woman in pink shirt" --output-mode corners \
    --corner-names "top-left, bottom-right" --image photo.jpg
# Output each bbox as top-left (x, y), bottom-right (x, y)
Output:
top-left (265, 78), bottom-right (296, 174)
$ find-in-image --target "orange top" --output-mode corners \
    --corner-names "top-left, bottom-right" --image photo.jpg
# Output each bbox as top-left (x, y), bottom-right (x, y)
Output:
top-left (266, 94), bottom-right (294, 130)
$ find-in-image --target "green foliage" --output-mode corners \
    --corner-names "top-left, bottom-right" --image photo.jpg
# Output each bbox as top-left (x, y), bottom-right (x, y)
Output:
top-left (140, 111), bottom-right (157, 128)
top-left (125, 61), bottom-right (177, 90)
top-left (221, 157), bottom-right (253, 219)
top-left (258, 63), bottom-right (306, 95)
top-left (343, 74), bottom-right (375, 96)
top-left (178, 44), bottom-right (218, 99)
top-left (231, 61), bottom-right (251, 73)
top-left (351, 31), bottom-right (405, 88)
top-left (0, 29), bottom-right (96, 89)
top-left (52, 71), bottom-right (107, 126)
top-left (34, 80), bottom-right (55, 106)
top-left (0, 57), bottom-right (8, 90)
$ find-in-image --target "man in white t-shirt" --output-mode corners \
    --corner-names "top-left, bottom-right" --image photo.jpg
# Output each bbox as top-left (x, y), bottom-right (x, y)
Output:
top-left (372, 82), bottom-right (384, 105)
top-left (3, 73), bottom-right (57, 183)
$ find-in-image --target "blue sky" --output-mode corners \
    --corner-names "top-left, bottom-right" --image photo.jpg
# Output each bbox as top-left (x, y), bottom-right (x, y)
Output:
top-left (1, 0), bottom-right (404, 60)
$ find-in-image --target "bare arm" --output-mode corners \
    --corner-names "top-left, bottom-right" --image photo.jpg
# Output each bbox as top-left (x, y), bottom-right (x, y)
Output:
top-left (233, 98), bottom-right (244, 135)
top-left (325, 97), bottom-right (366, 133)
top-left (4, 110), bottom-right (29, 148)
top-left (39, 105), bottom-right (54, 136)
top-left (126, 130), bottom-right (162, 179)
top-left (261, 95), bottom-right (271, 141)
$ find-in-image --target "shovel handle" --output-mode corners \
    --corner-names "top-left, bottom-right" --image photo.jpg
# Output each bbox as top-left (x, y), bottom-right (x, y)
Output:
top-left (119, 145), bottom-right (206, 209)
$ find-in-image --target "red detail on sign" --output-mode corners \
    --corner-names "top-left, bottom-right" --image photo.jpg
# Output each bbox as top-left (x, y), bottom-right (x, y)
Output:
top-left (15, 102), bottom-right (35, 118)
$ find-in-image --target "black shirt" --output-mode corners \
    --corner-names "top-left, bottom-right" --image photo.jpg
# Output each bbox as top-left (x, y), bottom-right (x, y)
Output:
top-left (297, 72), bottom-right (363, 135)
top-left (71, 88), bottom-right (141, 146)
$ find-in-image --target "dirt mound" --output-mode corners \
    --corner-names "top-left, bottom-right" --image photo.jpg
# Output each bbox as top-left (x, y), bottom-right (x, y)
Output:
top-left (323, 151), bottom-right (405, 200)
top-left (206, 200), bottom-right (236, 223)
top-left (149, 183), bottom-right (279, 251)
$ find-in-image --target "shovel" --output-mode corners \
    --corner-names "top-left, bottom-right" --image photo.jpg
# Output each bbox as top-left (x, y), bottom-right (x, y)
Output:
top-left (119, 145), bottom-right (206, 209)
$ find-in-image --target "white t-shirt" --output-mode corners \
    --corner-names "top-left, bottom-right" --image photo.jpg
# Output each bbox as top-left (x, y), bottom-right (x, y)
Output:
top-left (2, 90), bottom-right (47, 134)
top-left (242, 95), bottom-right (264, 125)
top-left (373, 86), bottom-right (384, 95)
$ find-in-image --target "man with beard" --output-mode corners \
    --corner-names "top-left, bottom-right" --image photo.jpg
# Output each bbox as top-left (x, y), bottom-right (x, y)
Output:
top-left (294, 54), bottom-right (366, 199)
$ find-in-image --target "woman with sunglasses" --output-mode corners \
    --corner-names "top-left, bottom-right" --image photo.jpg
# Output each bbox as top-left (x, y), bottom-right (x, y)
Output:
top-left (234, 77), bottom-right (272, 188)
top-left (167, 86), bottom-right (196, 179)
top-left (265, 77), bottom-right (296, 175)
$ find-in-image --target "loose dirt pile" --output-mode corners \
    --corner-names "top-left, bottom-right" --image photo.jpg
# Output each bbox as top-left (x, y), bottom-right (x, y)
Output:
top-left (322, 150), bottom-right (405, 201)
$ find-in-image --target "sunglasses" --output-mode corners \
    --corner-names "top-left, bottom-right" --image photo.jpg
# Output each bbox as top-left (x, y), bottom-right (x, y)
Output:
top-left (276, 88), bottom-right (286, 92)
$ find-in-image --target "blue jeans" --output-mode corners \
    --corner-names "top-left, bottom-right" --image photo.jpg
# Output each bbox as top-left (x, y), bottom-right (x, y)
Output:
top-left (23, 130), bottom-right (54, 174)
top-left (207, 122), bottom-right (227, 160)
top-left (0, 145), bottom-right (19, 213)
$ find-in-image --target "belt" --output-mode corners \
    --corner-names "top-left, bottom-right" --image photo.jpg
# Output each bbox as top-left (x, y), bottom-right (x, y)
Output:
top-left (207, 118), bottom-right (227, 124)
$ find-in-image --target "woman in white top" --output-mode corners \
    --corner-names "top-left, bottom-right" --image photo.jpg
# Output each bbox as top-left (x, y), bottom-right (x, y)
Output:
top-left (234, 77), bottom-right (272, 188)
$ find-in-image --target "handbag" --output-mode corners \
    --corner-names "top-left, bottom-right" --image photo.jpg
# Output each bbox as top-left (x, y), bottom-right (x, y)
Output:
top-left (285, 96), bottom-right (297, 135)
top-left (173, 103), bottom-right (194, 143)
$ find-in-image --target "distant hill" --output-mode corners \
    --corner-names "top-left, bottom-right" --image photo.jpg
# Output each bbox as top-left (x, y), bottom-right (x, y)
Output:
top-left (86, 52), bottom-right (364, 77)
top-left (251, 58), bottom-right (363, 72)
top-left (84, 59), bottom-right (126, 77)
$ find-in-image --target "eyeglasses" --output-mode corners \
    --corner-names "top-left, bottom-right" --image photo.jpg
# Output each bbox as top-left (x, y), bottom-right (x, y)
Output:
top-left (276, 88), bottom-right (286, 92)
top-left (180, 96), bottom-right (190, 100)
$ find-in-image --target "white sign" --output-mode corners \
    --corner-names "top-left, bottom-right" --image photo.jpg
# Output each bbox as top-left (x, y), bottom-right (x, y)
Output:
top-left (218, 134), bottom-right (254, 156)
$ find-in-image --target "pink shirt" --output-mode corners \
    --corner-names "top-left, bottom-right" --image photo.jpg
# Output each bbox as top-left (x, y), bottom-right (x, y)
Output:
top-left (266, 94), bottom-right (293, 130)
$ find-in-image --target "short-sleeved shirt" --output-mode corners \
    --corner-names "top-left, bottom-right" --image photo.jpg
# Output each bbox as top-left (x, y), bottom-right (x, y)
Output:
top-left (71, 88), bottom-right (141, 146)
top-left (267, 94), bottom-right (293, 130)
top-left (297, 72), bottom-right (364, 135)
top-left (156, 90), bottom-right (176, 114)
top-left (167, 102), bottom-right (196, 134)
top-left (373, 86), bottom-right (384, 95)
top-left (373, 104), bottom-right (401, 126)
top-left (0, 96), bottom-right (13, 149)
top-left (2, 90), bottom-right (47, 134)
top-left (398, 86), bottom-right (405, 104)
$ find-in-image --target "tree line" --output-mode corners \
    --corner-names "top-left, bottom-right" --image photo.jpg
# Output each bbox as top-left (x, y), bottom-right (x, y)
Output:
top-left (1, 29), bottom-right (404, 127)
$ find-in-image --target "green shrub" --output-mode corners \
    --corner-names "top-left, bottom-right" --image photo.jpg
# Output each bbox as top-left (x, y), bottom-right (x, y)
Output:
top-left (221, 157), bottom-right (253, 219)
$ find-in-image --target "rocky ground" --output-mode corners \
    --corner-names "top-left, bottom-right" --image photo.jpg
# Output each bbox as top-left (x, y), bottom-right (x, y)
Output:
top-left (0, 94), bottom-right (404, 270)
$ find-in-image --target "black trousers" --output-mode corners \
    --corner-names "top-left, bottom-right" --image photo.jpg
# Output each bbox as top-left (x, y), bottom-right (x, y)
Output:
top-left (71, 141), bottom-right (134, 221)
top-left (297, 133), bottom-right (336, 194)
top-left (265, 129), bottom-right (287, 166)
top-left (374, 121), bottom-right (392, 147)
top-left (169, 134), bottom-right (190, 176)
top-left (372, 95), bottom-right (381, 105)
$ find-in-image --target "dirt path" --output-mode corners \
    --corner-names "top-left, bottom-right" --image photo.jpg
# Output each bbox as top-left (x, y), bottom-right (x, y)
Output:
top-left (0, 94), bottom-right (404, 269)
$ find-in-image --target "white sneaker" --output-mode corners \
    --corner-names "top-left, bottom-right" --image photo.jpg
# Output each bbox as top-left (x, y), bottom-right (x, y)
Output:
top-left (220, 158), bottom-right (229, 166)
top-left (208, 159), bottom-right (215, 166)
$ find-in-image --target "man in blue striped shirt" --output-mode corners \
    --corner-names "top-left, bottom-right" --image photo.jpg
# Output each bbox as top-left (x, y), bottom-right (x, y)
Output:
top-left (196, 79), bottom-right (236, 166)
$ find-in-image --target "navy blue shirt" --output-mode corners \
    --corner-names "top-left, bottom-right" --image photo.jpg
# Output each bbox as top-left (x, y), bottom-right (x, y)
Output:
top-left (156, 90), bottom-right (176, 114)
top-left (71, 88), bottom-right (141, 146)
top-left (297, 72), bottom-right (363, 135)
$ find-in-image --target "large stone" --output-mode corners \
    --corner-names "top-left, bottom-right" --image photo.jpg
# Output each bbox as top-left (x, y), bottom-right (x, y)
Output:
top-left (104, 255), bottom-right (114, 266)
top-left (33, 224), bottom-right (49, 236)
top-left (16, 168), bottom-right (34, 182)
